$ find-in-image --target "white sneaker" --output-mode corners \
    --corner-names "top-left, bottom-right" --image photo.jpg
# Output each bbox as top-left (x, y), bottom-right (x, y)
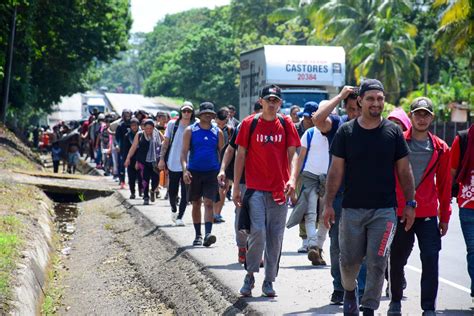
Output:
top-left (175, 219), bottom-right (185, 226)
top-left (171, 212), bottom-right (178, 224)
top-left (297, 238), bottom-right (308, 253)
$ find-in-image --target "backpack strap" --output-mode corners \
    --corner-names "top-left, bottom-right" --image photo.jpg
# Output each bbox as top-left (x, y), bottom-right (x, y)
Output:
top-left (248, 113), bottom-right (262, 146)
top-left (169, 119), bottom-right (180, 146)
top-left (301, 127), bottom-right (315, 173)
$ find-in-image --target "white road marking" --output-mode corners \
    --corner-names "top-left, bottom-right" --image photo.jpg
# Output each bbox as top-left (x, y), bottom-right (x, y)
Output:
top-left (406, 264), bottom-right (471, 293)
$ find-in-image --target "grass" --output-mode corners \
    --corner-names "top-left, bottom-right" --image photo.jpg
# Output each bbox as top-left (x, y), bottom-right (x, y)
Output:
top-left (0, 215), bottom-right (23, 302)
top-left (105, 211), bottom-right (122, 220)
top-left (0, 180), bottom-right (44, 214)
top-left (0, 146), bottom-right (38, 172)
top-left (40, 235), bottom-right (63, 316)
top-left (150, 96), bottom-right (184, 108)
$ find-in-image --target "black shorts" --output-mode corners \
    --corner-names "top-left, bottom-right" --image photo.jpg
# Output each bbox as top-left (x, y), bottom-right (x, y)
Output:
top-left (188, 170), bottom-right (219, 202)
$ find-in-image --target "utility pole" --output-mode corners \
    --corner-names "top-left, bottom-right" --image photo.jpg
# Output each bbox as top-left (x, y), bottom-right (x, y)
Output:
top-left (1, 5), bottom-right (17, 124)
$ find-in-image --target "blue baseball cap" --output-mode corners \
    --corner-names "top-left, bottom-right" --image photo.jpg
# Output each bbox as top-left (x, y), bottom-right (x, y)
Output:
top-left (298, 101), bottom-right (319, 117)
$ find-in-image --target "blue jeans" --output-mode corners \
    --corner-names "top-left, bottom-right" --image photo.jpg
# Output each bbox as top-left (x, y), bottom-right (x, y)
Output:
top-left (460, 207), bottom-right (474, 296)
top-left (329, 194), bottom-right (367, 293)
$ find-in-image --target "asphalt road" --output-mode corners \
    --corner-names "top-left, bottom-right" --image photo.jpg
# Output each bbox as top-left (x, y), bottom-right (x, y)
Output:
top-left (107, 178), bottom-right (472, 315)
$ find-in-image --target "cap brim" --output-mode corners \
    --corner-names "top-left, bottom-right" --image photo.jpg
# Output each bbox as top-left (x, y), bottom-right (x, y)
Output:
top-left (262, 94), bottom-right (282, 100)
top-left (198, 110), bottom-right (216, 116)
top-left (411, 107), bottom-right (433, 115)
top-left (181, 105), bottom-right (194, 111)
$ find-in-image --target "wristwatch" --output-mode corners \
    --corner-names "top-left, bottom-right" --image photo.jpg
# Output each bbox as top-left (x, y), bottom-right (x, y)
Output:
top-left (406, 200), bottom-right (417, 208)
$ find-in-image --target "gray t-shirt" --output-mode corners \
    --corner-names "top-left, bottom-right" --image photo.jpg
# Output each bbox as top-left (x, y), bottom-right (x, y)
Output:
top-left (408, 138), bottom-right (433, 187)
top-left (164, 120), bottom-right (186, 172)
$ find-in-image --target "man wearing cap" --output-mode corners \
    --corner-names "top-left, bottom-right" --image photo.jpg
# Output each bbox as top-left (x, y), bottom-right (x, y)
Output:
top-left (227, 105), bottom-right (240, 128)
top-left (387, 97), bottom-right (451, 316)
top-left (288, 101), bottom-right (330, 266)
top-left (234, 84), bottom-right (300, 297)
top-left (115, 109), bottom-right (132, 189)
top-left (323, 79), bottom-right (415, 315)
top-left (181, 102), bottom-right (224, 247)
top-left (313, 86), bottom-right (366, 304)
top-left (159, 102), bottom-right (196, 226)
top-left (293, 101), bottom-right (325, 254)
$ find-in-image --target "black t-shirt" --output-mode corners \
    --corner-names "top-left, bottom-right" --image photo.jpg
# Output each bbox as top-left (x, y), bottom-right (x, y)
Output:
top-left (330, 118), bottom-right (409, 209)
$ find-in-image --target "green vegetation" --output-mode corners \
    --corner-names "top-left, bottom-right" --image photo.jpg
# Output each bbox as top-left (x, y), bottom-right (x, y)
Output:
top-left (0, 0), bottom-right (132, 127)
top-left (40, 238), bottom-right (63, 316)
top-left (0, 215), bottom-right (23, 306)
top-left (94, 0), bottom-right (472, 115)
top-left (0, 146), bottom-right (38, 172)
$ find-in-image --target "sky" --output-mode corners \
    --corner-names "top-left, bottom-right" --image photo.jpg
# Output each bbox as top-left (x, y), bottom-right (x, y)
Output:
top-left (131, 0), bottom-right (231, 33)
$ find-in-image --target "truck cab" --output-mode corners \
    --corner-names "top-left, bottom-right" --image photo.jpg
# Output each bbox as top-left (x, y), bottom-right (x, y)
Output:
top-left (239, 45), bottom-right (345, 119)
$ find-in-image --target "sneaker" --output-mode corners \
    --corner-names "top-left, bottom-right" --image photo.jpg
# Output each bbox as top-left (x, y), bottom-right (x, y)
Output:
top-left (297, 239), bottom-right (308, 253)
top-left (308, 246), bottom-right (325, 265)
top-left (238, 247), bottom-right (246, 264)
top-left (262, 281), bottom-right (277, 297)
top-left (156, 190), bottom-right (161, 199)
top-left (192, 235), bottom-right (203, 246)
top-left (214, 214), bottom-right (225, 223)
top-left (330, 290), bottom-right (344, 305)
top-left (387, 301), bottom-right (401, 316)
top-left (150, 192), bottom-right (155, 202)
top-left (138, 189), bottom-right (143, 197)
top-left (171, 212), bottom-right (178, 224)
top-left (143, 198), bottom-right (149, 205)
top-left (343, 290), bottom-right (359, 315)
top-left (119, 182), bottom-right (126, 189)
top-left (318, 248), bottom-right (327, 265)
top-left (240, 274), bottom-right (255, 297)
top-left (129, 193), bottom-right (136, 199)
top-left (175, 219), bottom-right (185, 226)
top-left (164, 190), bottom-right (169, 200)
top-left (203, 234), bottom-right (217, 247)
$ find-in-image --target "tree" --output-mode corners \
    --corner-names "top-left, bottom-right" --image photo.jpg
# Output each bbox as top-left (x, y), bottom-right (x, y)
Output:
top-left (0, 0), bottom-right (132, 127)
top-left (349, 9), bottom-right (419, 102)
top-left (143, 13), bottom-right (239, 106)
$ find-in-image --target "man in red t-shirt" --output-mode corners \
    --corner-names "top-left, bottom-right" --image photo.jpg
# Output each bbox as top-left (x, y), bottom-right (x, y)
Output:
top-left (451, 124), bottom-right (474, 302)
top-left (234, 84), bottom-right (300, 297)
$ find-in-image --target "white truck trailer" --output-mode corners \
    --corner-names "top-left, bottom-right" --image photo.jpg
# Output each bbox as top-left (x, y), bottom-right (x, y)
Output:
top-left (239, 45), bottom-right (345, 119)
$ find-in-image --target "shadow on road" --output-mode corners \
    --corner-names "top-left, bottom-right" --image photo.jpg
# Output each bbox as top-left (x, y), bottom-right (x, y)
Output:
top-left (283, 303), bottom-right (341, 315)
top-left (205, 262), bottom-right (244, 271)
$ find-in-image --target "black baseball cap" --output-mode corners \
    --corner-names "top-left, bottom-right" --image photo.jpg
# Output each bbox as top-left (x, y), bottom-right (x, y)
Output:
top-left (260, 84), bottom-right (282, 100)
top-left (410, 97), bottom-right (434, 115)
top-left (359, 79), bottom-right (384, 96)
top-left (198, 102), bottom-right (216, 116)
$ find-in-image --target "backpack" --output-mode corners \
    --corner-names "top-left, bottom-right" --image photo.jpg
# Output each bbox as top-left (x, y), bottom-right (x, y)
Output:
top-left (452, 129), bottom-right (469, 197)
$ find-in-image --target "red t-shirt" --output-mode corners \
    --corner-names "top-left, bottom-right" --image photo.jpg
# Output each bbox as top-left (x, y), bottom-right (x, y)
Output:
top-left (235, 114), bottom-right (301, 192)
top-left (451, 135), bottom-right (474, 209)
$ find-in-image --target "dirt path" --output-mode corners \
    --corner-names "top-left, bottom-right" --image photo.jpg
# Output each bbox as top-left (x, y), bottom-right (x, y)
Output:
top-left (56, 194), bottom-right (245, 315)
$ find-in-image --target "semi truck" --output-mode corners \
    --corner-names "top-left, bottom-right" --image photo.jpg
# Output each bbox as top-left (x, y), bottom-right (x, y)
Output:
top-left (239, 45), bottom-right (345, 119)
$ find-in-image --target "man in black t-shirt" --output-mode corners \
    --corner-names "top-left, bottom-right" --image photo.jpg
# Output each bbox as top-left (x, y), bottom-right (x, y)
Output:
top-left (323, 79), bottom-right (416, 315)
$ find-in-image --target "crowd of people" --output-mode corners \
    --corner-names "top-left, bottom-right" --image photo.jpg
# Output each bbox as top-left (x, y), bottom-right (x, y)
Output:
top-left (41, 79), bottom-right (473, 315)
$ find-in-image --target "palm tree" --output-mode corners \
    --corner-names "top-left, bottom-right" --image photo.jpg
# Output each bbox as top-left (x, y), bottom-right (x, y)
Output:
top-left (434, 0), bottom-right (473, 54)
top-left (433, 0), bottom-right (473, 82)
top-left (349, 10), bottom-right (420, 103)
